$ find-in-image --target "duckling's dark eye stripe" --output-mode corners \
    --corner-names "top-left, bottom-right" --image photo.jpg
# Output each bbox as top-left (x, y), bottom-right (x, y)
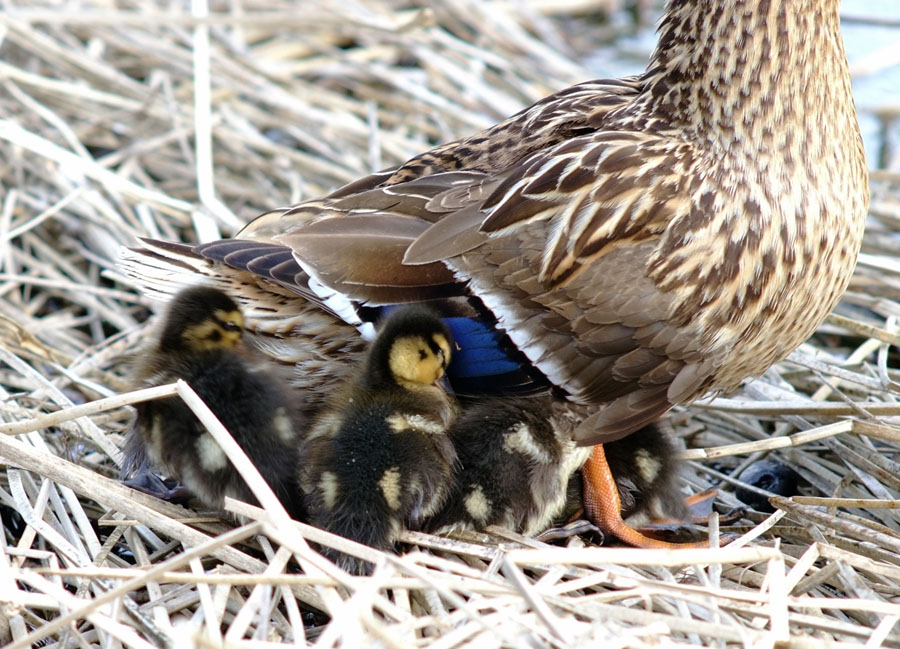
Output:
top-left (419, 349), bottom-right (428, 360)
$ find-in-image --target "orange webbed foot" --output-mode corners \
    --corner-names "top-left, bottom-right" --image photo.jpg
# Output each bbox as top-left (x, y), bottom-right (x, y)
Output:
top-left (582, 444), bottom-right (712, 549)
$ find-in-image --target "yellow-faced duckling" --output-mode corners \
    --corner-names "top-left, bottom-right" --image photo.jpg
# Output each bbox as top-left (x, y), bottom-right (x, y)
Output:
top-left (301, 306), bottom-right (457, 573)
top-left (121, 286), bottom-right (305, 519)
top-left (427, 397), bottom-right (590, 537)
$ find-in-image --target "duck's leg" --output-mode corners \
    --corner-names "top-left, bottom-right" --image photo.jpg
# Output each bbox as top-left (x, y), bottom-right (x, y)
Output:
top-left (582, 444), bottom-right (708, 549)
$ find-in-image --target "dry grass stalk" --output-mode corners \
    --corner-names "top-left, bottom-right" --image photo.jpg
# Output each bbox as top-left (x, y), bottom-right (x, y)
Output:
top-left (1, 0), bottom-right (900, 647)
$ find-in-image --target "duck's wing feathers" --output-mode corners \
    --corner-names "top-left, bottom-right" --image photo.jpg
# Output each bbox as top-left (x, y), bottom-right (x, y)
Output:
top-left (406, 129), bottom-right (695, 286)
top-left (239, 75), bottom-right (640, 241)
top-left (382, 77), bottom-right (642, 183)
top-left (263, 129), bottom-right (714, 441)
top-left (234, 81), bottom-right (715, 441)
top-left (275, 214), bottom-right (465, 305)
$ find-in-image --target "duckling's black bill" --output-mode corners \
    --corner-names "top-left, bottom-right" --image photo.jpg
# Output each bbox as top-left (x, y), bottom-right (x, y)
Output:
top-left (582, 444), bottom-right (710, 549)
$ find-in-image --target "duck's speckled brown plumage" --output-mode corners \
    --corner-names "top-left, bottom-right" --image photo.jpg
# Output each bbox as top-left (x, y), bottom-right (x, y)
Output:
top-left (122, 286), bottom-right (306, 519)
top-left (119, 0), bottom-right (868, 536)
top-left (392, 0), bottom-right (868, 442)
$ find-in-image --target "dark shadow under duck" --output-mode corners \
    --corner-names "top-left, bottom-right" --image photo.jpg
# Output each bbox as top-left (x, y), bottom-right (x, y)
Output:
top-left (300, 306), bottom-right (457, 573)
top-left (121, 286), bottom-right (306, 520)
top-left (734, 458), bottom-right (799, 513)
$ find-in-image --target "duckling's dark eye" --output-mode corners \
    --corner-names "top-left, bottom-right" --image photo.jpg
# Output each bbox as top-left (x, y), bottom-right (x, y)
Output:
top-left (222, 320), bottom-right (241, 332)
top-left (418, 349), bottom-right (427, 361)
top-left (208, 330), bottom-right (222, 342)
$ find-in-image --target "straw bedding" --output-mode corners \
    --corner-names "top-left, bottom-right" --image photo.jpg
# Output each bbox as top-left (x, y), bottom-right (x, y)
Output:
top-left (1, 1), bottom-right (900, 647)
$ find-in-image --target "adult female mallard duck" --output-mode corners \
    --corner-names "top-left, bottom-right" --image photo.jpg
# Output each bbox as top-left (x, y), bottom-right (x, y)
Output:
top-left (301, 306), bottom-right (457, 573)
top-left (122, 286), bottom-right (306, 520)
top-left (120, 0), bottom-right (868, 547)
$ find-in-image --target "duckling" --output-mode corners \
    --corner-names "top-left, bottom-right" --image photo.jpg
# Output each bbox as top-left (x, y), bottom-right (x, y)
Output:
top-left (599, 423), bottom-right (689, 524)
top-left (301, 306), bottom-right (457, 573)
top-left (543, 422), bottom-right (693, 544)
top-left (121, 286), bottom-right (305, 520)
top-left (572, 423), bottom-right (707, 547)
top-left (427, 406), bottom-right (690, 543)
top-left (427, 397), bottom-right (590, 537)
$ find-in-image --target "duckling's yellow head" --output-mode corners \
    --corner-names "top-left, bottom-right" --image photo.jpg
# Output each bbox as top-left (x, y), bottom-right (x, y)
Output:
top-left (388, 331), bottom-right (451, 388)
top-left (366, 306), bottom-right (453, 391)
top-left (158, 286), bottom-right (245, 354)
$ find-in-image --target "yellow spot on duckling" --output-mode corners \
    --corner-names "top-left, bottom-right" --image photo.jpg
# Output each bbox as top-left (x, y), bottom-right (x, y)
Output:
top-left (307, 413), bottom-right (341, 443)
top-left (499, 507), bottom-right (517, 530)
top-left (196, 433), bottom-right (228, 471)
top-left (635, 449), bottom-right (661, 483)
top-left (379, 467), bottom-right (403, 510)
top-left (319, 471), bottom-right (339, 510)
top-left (503, 423), bottom-right (552, 464)
top-left (181, 309), bottom-right (244, 351)
top-left (385, 413), bottom-right (447, 435)
top-left (464, 485), bottom-right (491, 523)
top-left (272, 407), bottom-right (294, 443)
top-left (388, 333), bottom-right (451, 388)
